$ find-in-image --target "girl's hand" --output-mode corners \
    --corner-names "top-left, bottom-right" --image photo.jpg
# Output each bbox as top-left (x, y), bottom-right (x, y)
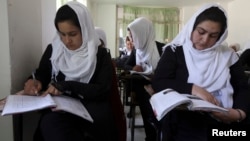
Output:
top-left (133, 65), bottom-right (143, 72)
top-left (192, 84), bottom-right (220, 106)
top-left (211, 108), bottom-right (246, 123)
top-left (24, 79), bottom-right (42, 96)
top-left (41, 84), bottom-right (62, 96)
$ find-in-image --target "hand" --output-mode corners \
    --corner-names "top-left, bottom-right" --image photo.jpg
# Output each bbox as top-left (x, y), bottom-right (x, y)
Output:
top-left (144, 84), bottom-right (155, 96)
top-left (24, 79), bottom-right (42, 96)
top-left (132, 65), bottom-right (143, 72)
top-left (192, 84), bottom-right (220, 106)
top-left (41, 84), bottom-right (62, 96)
top-left (211, 108), bottom-right (246, 123)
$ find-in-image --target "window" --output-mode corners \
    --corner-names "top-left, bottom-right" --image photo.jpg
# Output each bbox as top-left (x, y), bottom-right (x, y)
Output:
top-left (57, 0), bottom-right (87, 8)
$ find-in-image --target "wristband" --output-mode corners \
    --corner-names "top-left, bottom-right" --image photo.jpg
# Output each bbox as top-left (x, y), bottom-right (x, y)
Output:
top-left (236, 109), bottom-right (243, 122)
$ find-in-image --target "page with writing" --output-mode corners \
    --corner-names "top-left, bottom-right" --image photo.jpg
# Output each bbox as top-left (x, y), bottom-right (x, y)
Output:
top-left (1, 95), bottom-right (56, 116)
top-left (52, 95), bottom-right (93, 123)
top-left (150, 89), bottom-right (191, 121)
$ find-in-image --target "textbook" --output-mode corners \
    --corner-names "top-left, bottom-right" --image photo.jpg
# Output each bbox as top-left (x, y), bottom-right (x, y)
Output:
top-left (149, 89), bottom-right (229, 121)
top-left (1, 94), bottom-right (93, 122)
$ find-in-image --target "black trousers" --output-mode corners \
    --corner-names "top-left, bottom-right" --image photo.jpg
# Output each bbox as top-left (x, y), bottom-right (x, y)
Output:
top-left (33, 110), bottom-right (117, 141)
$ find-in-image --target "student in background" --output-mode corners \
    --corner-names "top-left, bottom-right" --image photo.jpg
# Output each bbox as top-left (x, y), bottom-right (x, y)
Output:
top-left (114, 36), bottom-right (134, 69)
top-left (95, 26), bottom-right (107, 48)
top-left (229, 43), bottom-right (241, 56)
top-left (229, 43), bottom-right (240, 52)
top-left (152, 4), bottom-right (250, 141)
top-left (239, 48), bottom-right (250, 71)
top-left (121, 36), bottom-right (134, 57)
top-left (23, 1), bottom-right (117, 141)
top-left (124, 17), bottom-right (162, 141)
top-left (239, 41), bottom-right (250, 70)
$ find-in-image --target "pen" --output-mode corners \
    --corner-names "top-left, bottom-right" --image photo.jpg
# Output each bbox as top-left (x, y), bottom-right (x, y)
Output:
top-left (32, 71), bottom-right (38, 95)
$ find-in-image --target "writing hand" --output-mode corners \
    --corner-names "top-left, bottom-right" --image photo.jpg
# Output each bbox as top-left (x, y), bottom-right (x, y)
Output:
top-left (24, 79), bottom-right (42, 96)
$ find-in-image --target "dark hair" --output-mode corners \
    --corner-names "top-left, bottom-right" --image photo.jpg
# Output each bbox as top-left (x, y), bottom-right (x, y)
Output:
top-left (54, 5), bottom-right (81, 31)
top-left (125, 36), bottom-right (130, 42)
top-left (193, 7), bottom-right (227, 40)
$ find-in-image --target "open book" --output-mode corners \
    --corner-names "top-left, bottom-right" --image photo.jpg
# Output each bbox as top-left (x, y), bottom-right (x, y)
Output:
top-left (150, 89), bottom-right (229, 121)
top-left (1, 94), bottom-right (93, 122)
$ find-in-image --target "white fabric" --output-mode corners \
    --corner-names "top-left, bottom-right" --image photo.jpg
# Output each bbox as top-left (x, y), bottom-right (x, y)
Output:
top-left (127, 17), bottom-right (160, 74)
top-left (95, 27), bottom-right (107, 48)
top-left (163, 3), bottom-right (238, 108)
top-left (50, 1), bottom-right (100, 83)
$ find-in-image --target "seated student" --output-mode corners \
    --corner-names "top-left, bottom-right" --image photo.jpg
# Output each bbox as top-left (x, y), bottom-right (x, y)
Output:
top-left (151, 3), bottom-right (250, 141)
top-left (23, 1), bottom-right (117, 141)
top-left (229, 43), bottom-right (240, 52)
top-left (239, 41), bottom-right (250, 71)
top-left (239, 48), bottom-right (250, 71)
top-left (229, 43), bottom-right (241, 56)
top-left (114, 36), bottom-right (134, 69)
top-left (124, 17), bottom-right (164, 141)
top-left (95, 26), bottom-right (107, 48)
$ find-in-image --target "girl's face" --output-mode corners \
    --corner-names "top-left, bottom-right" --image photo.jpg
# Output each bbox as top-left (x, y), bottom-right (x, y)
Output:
top-left (191, 20), bottom-right (222, 50)
top-left (57, 21), bottom-right (82, 50)
top-left (126, 40), bottom-right (133, 51)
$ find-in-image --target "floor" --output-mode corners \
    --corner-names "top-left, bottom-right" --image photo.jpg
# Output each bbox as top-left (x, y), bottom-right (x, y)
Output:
top-left (124, 105), bottom-right (146, 141)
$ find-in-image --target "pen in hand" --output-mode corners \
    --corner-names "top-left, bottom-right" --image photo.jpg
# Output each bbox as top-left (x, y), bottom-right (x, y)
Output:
top-left (32, 71), bottom-right (38, 95)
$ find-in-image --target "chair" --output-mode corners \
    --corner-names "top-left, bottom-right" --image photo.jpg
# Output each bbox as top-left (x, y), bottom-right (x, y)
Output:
top-left (129, 91), bottom-right (144, 141)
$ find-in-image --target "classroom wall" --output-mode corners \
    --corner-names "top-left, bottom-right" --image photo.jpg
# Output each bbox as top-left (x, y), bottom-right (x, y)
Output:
top-left (227, 0), bottom-right (250, 49)
top-left (91, 2), bottom-right (117, 58)
top-left (0, 0), bottom-right (13, 141)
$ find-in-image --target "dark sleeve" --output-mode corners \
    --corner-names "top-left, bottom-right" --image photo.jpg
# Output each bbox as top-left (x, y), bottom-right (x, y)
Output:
top-left (230, 60), bottom-right (250, 113)
top-left (151, 46), bottom-right (193, 94)
top-left (114, 56), bottom-right (129, 69)
top-left (239, 49), bottom-right (250, 68)
top-left (123, 49), bottom-right (136, 71)
top-left (155, 41), bottom-right (166, 56)
top-left (56, 47), bottom-right (113, 101)
top-left (34, 44), bottom-right (53, 91)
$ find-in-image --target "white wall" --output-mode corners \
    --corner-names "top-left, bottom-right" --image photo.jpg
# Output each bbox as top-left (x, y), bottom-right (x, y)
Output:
top-left (1, 0), bottom-right (48, 141)
top-left (41, 0), bottom-right (57, 51)
top-left (92, 3), bottom-right (117, 58)
top-left (0, 0), bottom-right (13, 141)
top-left (227, 0), bottom-right (250, 49)
top-left (8, 0), bottom-right (43, 93)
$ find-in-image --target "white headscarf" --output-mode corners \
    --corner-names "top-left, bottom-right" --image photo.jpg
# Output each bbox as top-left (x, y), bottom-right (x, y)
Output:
top-left (50, 1), bottom-right (100, 83)
top-left (95, 27), bottom-right (107, 48)
top-left (127, 17), bottom-right (160, 74)
top-left (164, 3), bottom-right (238, 108)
